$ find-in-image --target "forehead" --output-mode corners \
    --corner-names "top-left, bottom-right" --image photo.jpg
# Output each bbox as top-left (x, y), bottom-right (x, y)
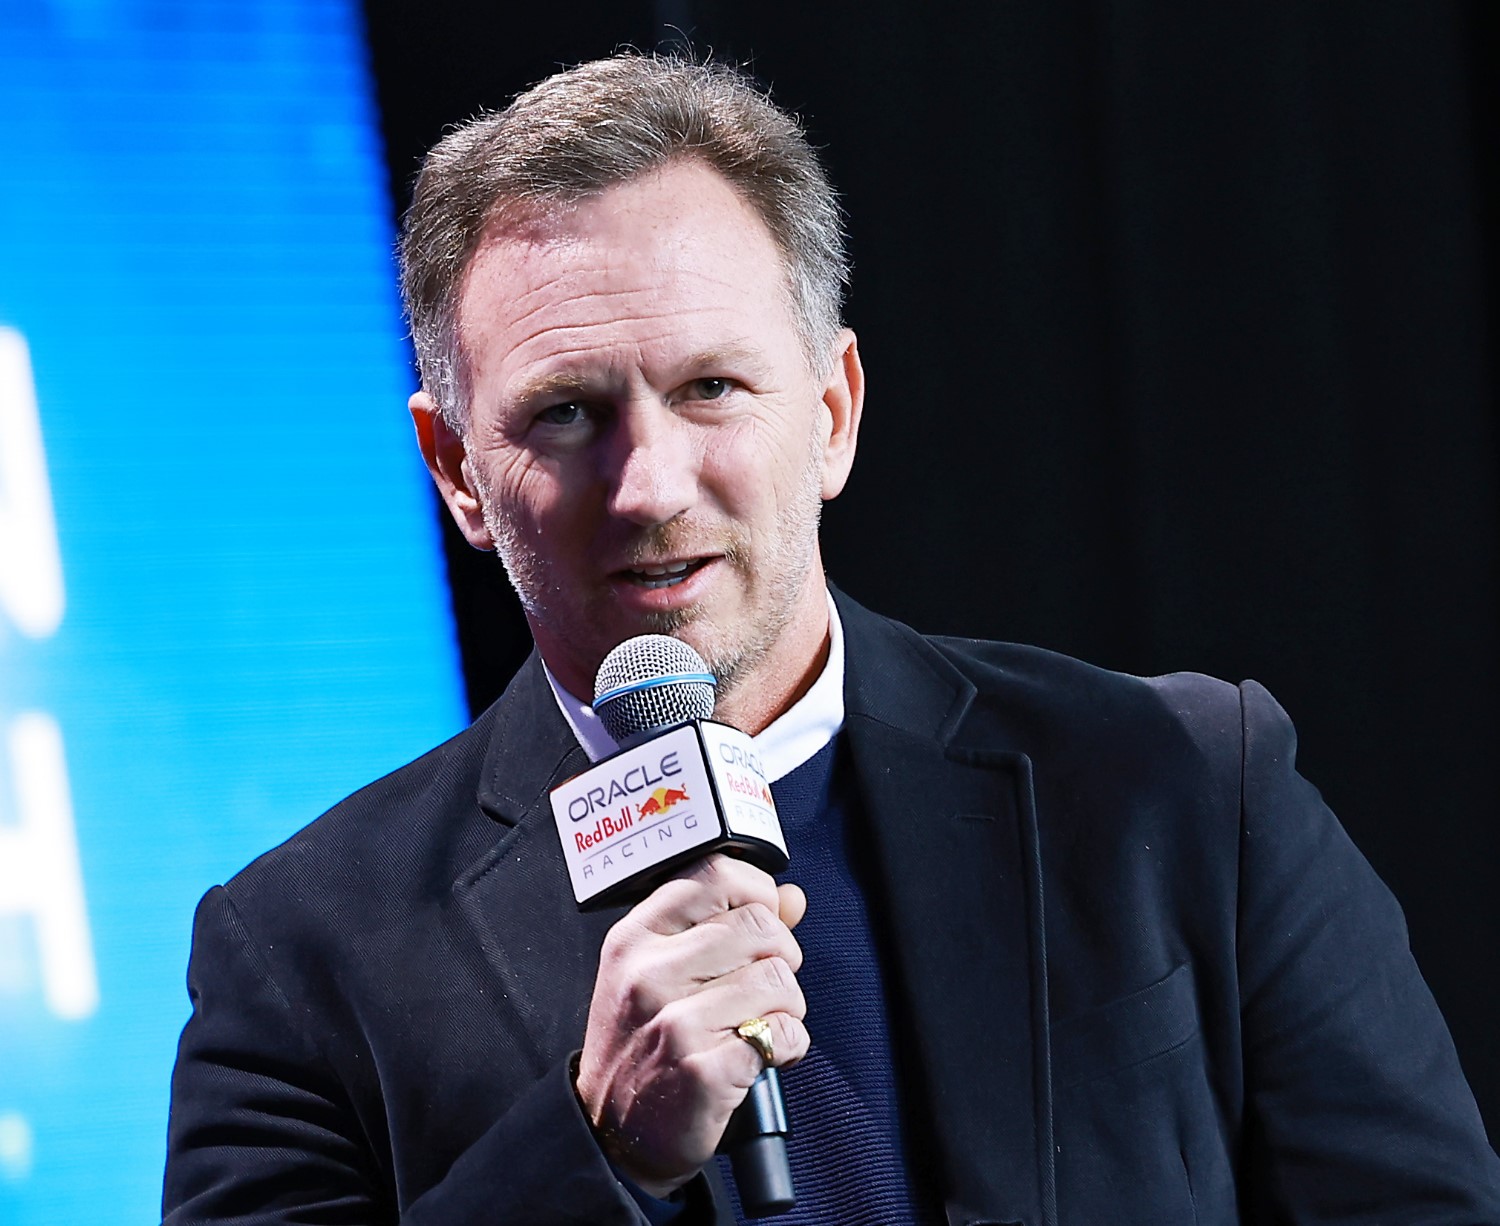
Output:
top-left (455, 162), bottom-right (799, 386)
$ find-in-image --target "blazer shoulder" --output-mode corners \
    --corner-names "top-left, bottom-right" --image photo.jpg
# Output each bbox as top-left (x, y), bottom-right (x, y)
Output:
top-left (835, 591), bottom-right (1254, 773)
top-left (925, 632), bottom-right (1248, 762)
top-left (218, 700), bottom-right (502, 925)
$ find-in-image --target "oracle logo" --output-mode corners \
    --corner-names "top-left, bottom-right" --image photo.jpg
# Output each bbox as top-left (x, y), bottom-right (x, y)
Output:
top-left (565, 749), bottom-right (684, 822)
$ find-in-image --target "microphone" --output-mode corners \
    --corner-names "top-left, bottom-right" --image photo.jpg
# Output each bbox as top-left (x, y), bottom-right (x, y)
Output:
top-left (550, 635), bottom-right (788, 912)
top-left (548, 634), bottom-right (796, 1217)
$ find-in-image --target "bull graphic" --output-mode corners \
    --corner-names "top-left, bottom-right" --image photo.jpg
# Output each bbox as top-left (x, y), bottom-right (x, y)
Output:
top-left (638, 785), bottom-right (690, 819)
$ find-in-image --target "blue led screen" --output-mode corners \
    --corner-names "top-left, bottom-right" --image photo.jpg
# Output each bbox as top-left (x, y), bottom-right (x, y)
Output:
top-left (0, 3), bottom-right (468, 1221)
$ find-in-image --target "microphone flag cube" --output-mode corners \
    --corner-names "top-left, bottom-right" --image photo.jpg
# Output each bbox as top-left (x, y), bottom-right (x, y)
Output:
top-left (550, 720), bottom-right (787, 910)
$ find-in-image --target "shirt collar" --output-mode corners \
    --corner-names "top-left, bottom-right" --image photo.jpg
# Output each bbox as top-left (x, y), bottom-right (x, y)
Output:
top-left (542, 591), bottom-right (846, 783)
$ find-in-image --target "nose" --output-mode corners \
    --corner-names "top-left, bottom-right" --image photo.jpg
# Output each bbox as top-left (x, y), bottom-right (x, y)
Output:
top-left (603, 402), bottom-right (699, 528)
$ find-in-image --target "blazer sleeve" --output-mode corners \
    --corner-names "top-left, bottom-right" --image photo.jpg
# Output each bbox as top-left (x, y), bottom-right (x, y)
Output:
top-left (1234, 680), bottom-right (1500, 1219)
top-left (162, 885), bottom-right (695, 1226)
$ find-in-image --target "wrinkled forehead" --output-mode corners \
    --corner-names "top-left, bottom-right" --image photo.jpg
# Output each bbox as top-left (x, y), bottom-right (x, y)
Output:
top-left (452, 163), bottom-right (803, 373)
top-left (468, 162), bottom-right (791, 284)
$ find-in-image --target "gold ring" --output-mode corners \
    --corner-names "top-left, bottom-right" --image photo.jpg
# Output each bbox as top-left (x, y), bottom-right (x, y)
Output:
top-left (735, 1016), bottom-right (774, 1065)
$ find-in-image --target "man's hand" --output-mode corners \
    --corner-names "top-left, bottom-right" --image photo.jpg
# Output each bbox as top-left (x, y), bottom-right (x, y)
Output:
top-left (574, 855), bottom-right (810, 1198)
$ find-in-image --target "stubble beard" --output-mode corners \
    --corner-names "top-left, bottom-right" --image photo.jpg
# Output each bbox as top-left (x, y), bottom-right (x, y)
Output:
top-left (475, 430), bottom-right (826, 704)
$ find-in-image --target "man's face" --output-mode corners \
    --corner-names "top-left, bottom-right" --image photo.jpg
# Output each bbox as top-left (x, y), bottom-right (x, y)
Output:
top-left (413, 160), bottom-right (862, 725)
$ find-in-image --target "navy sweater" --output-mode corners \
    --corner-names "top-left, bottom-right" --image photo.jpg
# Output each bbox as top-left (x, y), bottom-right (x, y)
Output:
top-left (715, 737), bottom-right (941, 1225)
top-left (630, 737), bottom-right (941, 1224)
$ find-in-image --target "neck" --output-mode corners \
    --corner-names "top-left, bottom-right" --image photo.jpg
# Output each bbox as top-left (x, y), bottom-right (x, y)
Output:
top-left (711, 571), bottom-right (832, 735)
top-left (715, 629), bottom-right (831, 735)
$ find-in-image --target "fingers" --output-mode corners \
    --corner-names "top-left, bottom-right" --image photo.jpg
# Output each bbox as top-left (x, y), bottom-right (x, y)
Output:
top-left (688, 946), bottom-right (807, 1035)
top-left (627, 854), bottom-right (783, 936)
top-left (693, 957), bottom-right (812, 1077)
top-left (679, 1010), bottom-right (810, 1102)
top-left (604, 857), bottom-right (800, 991)
top-left (600, 898), bottom-right (803, 1029)
top-left (637, 939), bottom-right (809, 1090)
top-left (698, 897), bottom-right (803, 972)
top-left (729, 1011), bottom-right (810, 1076)
top-left (576, 855), bottom-right (811, 1190)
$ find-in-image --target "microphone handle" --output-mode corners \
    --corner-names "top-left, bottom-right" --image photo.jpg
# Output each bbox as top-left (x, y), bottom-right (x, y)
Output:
top-left (718, 1067), bottom-right (794, 1217)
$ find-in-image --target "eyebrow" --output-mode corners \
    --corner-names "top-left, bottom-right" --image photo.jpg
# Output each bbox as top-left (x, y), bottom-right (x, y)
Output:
top-left (507, 344), bottom-right (773, 408)
top-left (682, 343), bottom-right (770, 374)
top-left (509, 370), bottom-right (598, 407)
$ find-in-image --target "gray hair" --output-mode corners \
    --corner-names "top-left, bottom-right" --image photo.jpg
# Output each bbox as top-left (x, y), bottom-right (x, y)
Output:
top-left (398, 53), bottom-right (849, 430)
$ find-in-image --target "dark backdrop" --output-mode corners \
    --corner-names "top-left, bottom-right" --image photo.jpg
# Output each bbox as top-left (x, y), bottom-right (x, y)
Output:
top-left (362, 0), bottom-right (1500, 1141)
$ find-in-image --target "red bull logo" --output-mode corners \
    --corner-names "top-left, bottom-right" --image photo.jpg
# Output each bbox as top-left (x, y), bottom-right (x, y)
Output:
top-left (638, 786), bottom-right (689, 819)
top-left (723, 771), bottom-right (774, 808)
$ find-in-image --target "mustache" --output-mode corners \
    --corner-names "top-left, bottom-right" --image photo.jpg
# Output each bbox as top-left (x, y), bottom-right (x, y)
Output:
top-left (621, 521), bottom-right (751, 570)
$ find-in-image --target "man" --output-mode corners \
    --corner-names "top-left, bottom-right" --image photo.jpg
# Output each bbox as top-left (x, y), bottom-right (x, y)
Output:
top-left (163, 54), bottom-right (1500, 1224)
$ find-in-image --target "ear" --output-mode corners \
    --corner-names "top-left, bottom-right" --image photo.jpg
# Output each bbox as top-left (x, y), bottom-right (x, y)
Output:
top-left (818, 329), bottom-right (865, 500)
top-left (409, 391), bottom-right (495, 550)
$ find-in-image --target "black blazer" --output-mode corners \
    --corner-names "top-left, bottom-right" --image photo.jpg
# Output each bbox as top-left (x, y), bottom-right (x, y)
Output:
top-left (163, 593), bottom-right (1500, 1224)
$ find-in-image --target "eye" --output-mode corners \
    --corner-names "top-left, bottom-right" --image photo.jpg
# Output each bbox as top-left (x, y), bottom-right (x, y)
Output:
top-left (688, 378), bottom-right (732, 401)
top-left (535, 401), bottom-right (588, 427)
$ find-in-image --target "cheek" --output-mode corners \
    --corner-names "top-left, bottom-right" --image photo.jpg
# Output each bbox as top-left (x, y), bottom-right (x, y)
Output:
top-left (475, 446), bottom-right (559, 515)
top-left (694, 429), bottom-right (763, 517)
top-left (702, 414), bottom-right (812, 495)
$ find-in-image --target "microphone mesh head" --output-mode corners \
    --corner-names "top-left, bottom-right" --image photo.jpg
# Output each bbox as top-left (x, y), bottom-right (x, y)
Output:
top-left (593, 634), bottom-right (716, 742)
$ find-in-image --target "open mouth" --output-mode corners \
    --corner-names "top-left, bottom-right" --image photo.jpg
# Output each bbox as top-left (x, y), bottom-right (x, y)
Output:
top-left (619, 557), bottom-right (711, 590)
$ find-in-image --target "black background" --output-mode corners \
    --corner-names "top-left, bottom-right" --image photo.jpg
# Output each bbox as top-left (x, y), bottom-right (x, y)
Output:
top-left (362, 0), bottom-right (1499, 1141)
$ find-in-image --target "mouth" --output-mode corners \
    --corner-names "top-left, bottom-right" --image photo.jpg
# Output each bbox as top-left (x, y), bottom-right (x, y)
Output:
top-left (617, 557), bottom-right (714, 590)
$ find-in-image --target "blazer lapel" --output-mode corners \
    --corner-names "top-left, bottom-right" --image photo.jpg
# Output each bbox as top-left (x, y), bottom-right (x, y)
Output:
top-left (452, 655), bottom-right (622, 1071)
top-left (839, 594), bottom-right (1056, 1226)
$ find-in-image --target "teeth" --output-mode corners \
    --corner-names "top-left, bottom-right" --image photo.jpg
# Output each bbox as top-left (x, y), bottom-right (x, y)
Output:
top-left (625, 559), bottom-right (699, 589)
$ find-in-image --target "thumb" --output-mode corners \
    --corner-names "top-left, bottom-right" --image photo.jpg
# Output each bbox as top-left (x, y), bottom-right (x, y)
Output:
top-left (777, 882), bottom-right (808, 930)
